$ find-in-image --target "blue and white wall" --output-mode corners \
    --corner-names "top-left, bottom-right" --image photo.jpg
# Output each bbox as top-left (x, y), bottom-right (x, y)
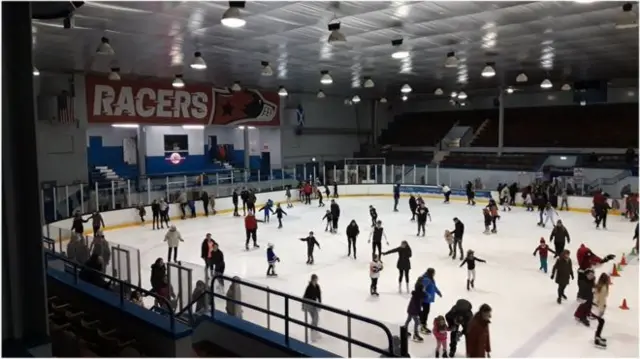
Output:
top-left (86, 125), bottom-right (138, 178)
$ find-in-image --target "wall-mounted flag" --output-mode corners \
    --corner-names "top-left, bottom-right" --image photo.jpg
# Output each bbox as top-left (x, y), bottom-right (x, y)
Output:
top-left (296, 104), bottom-right (305, 128)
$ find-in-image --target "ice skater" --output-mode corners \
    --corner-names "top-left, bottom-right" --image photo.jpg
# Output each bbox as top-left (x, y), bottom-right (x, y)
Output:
top-left (368, 220), bottom-right (389, 258)
top-left (300, 231), bottom-right (320, 264)
top-left (416, 205), bottom-right (431, 237)
top-left (369, 205), bottom-right (378, 227)
top-left (346, 220), bottom-right (360, 259)
top-left (382, 240), bottom-right (412, 292)
top-left (275, 203), bottom-right (287, 229)
top-left (369, 254), bottom-right (383, 296)
top-left (409, 194), bottom-right (417, 221)
top-left (266, 243), bottom-right (280, 277)
top-left (259, 199), bottom-right (275, 223)
top-left (533, 238), bottom-right (555, 273)
top-left (322, 210), bottom-right (334, 232)
top-left (459, 250), bottom-right (486, 290)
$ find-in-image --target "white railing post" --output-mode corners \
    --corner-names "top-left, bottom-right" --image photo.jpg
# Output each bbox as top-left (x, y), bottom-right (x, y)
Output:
top-left (147, 178), bottom-right (151, 204)
top-left (184, 175), bottom-right (188, 190)
top-left (80, 184), bottom-right (85, 213)
top-left (382, 164), bottom-right (386, 183)
top-left (344, 165), bottom-right (348, 184)
top-left (270, 169), bottom-right (273, 190)
top-left (244, 169), bottom-right (248, 183)
top-left (413, 165), bottom-right (417, 184)
top-left (436, 164), bottom-right (440, 185)
top-left (355, 165), bottom-right (359, 184)
top-left (258, 170), bottom-right (261, 184)
top-left (366, 165), bottom-right (371, 181)
top-left (40, 189), bottom-right (46, 231)
top-left (293, 166), bottom-right (297, 181)
top-left (425, 165), bottom-right (428, 185)
top-left (94, 182), bottom-right (99, 212)
top-left (281, 168), bottom-right (285, 188)
top-left (127, 180), bottom-right (131, 207)
top-left (333, 165), bottom-right (337, 183)
top-left (303, 166), bottom-right (307, 182)
top-left (65, 185), bottom-right (70, 217)
top-left (230, 170), bottom-right (234, 185)
top-left (52, 188), bottom-right (58, 221)
top-left (313, 166), bottom-right (317, 182)
top-left (111, 180), bottom-right (116, 209)
top-left (391, 165), bottom-right (395, 183)
top-left (322, 165), bottom-right (326, 185)
top-left (401, 164), bottom-right (405, 184)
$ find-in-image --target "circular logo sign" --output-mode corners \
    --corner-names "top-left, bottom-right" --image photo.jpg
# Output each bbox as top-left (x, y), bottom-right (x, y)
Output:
top-left (169, 152), bottom-right (183, 165)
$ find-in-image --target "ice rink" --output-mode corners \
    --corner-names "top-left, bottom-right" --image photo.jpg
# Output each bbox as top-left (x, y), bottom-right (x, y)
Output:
top-left (105, 195), bottom-right (639, 358)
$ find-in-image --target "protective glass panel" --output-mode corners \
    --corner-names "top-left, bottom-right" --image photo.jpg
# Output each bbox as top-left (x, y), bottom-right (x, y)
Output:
top-left (111, 246), bottom-right (130, 283)
top-left (116, 243), bottom-right (142, 287)
top-left (166, 262), bottom-right (191, 313)
top-left (180, 261), bottom-right (210, 313)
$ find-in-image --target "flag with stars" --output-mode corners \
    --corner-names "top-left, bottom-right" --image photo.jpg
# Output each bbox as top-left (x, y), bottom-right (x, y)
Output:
top-left (296, 104), bottom-right (305, 128)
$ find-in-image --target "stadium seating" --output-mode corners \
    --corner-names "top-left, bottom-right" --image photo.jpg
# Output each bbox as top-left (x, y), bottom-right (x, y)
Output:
top-left (440, 152), bottom-right (546, 171)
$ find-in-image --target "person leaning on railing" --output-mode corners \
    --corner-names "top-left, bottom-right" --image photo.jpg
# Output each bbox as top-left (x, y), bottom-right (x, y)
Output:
top-left (79, 254), bottom-right (112, 290)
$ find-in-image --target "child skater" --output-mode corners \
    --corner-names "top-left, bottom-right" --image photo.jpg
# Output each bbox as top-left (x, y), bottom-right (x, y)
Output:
top-left (540, 203), bottom-right (559, 228)
top-left (433, 315), bottom-right (448, 358)
top-left (524, 192), bottom-right (534, 211)
top-left (459, 250), bottom-right (486, 290)
top-left (444, 230), bottom-right (454, 257)
top-left (482, 207), bottom-right (492, 234)
top-left (489, 201), bottom-right (499, 233)
top-left (369, 205), bottom-right (378, 227)
top-left (322, 210), bottom-right (333, 232)
top-left (317, 188), bottom-right (325, 207)
top-left (533, 238), bottom-right (555, 273)
top-left (275, 203), bottom-right (287, 229)
top-left (369, 254), bottom-right (383, 296)
top-left (404, 282), bottom-right (425, 342)
top-left (416, 205), bottom-right (431, 237)
top-left (409, 194), bottom-right (418, 221)
top-left (285, 186), bottom-right (293, 209)
top-left (266, 243), bottom-right (280, 277)
top-left (259, 199), bottom-right (275, 223)
top-left (137, 203), bottom-right (146, 225)
top-left (300, 231), bottom-right (320, 264)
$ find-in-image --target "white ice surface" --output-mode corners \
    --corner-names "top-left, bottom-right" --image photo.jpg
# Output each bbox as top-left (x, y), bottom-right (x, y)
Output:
top-left (105, 197), bottom-right (639, 358)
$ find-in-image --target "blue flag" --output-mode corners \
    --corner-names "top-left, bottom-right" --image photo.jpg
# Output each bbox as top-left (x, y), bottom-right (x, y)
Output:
top-left (296, 104), bottom-right (305, 127)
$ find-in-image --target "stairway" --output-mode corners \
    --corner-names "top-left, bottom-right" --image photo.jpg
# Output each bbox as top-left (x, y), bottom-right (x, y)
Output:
top-left (431, 150), bottom-right (450, 165)
top-left (91, 166), bottom-right (127, 188)
top-left (467, 119), bottom-right (491, 146)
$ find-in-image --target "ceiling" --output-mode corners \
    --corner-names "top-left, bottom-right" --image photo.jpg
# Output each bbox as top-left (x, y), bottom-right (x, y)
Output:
top-left (32, 1), bottom-right (639, 97)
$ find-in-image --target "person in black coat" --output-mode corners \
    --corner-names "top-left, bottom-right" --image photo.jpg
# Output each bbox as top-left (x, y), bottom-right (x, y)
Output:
top-left (346, 220), bottom-right (360, 259)
top-left (302, 274), bottom-right (322, 341)
top-left (232, 189), bottom-right (240, 216)
top-left (536, 191), bottom-right (549, 226)
top-left (201, 190), bottom-right (210, 216)
top-left (409, 194), bottom-right (418, 221)
top-left (416, 205), bottom-right (430, 237)
top-left (150, 257), bottom-right (166, 293)
top-left (240, 188), bottom-right (249, 215)
top-left (300, 232), bottom-right (321, 264)
top-left (393, 183), bottom-right (401, 211)
top-left (201, 234), bottom-right (216, 274)
top-left (151, 200), bottom-right (161, 229)
top-left (330, 200), bottom-right (340, 231)
top-left (445, 299), bottom-right (473, 358)
top-left (210, 242), bottom-right (226, 290)
top-left (71, 212), bottom-right (89, 235)
top-left (551, 249), bottom-right (574, 304)
top-left (275, 203), bottom-right (287, 229)
top-left (465, 181), bottom-right (476, 206)
top-left (450, 217), bottom-right (465, 260)
top-left (574, 268), bottom-right (595, 326)
top-left (550, 221), bottom-right (570, 257)
top-left (79, 254), bottom-right (110, 289)
top-left (382, 240), bottom-right (412, 292)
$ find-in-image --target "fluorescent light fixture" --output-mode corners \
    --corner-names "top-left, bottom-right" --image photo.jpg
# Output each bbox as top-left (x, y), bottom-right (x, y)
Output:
top-left (327, 22), bottom-right (346, 43)
top-left (237, 126), bottom-right (245, 130)
top-left (190, 52), bottom-right (207, 70)
top-left (506, 87), bottom-right (514, 94)
top-left (560, 156), bottom-right (567, 160)
top-left (451, 91), bottom-right (458, 98)
top-left (516, 73), bottom-right (528, 83)
top-left (400, 84), bottom-right (412, 93)
top-left (172, 75), bottom-right (185, 88)
top-left (561, 83), bottom-right (572, 91)
top-left (96, 37), bottom-right (114, 55)
top-left (481, 64), bottom-right (496, 78)
top-left (540, 79), bottom-right (553, 89)
top-left (231, 82), bottom-right (242, 92)
top-left (379, 97), bottom-right (387, 103)
top-left (580, 100), bottom-right (586, 106)
top-left (401, 95), bottom-right (408, 101)
top-left (277, 86), bottom-right (288, 96)
top-left (320, 71), bottom-right (333, 85)
top-left (434, 88), bottom-right (444, 95)
top-left (363, 77), bottom-right (375, 88)
top-left (33, 66), bottom-right (40, 76)
top-left (221, 5), bottom-right (246, 28)
top-left (182, 125), bottom-right (205, 130)
top-left (108, 67), bottom-right (121, 81)
top-left (444, 52), bottom-right (458, 68)
top-left (391, 50), bottom-right (410, 59)
top-left (351, 95), bottom-right (361, 103)
top-left (457, 91), bottom-right (468, 100)
top-left (248, 126), bottom-right (256, 129)
top-left (111, 124), bottom-right (139, 128)
top-left (317, 90), bottom-right (326, 99)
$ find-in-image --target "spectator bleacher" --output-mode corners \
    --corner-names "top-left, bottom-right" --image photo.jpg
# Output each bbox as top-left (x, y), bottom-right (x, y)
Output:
top-left (379, 112), bottom-right (458, 146)
top-left (440, 152), bottom-right (546, 171)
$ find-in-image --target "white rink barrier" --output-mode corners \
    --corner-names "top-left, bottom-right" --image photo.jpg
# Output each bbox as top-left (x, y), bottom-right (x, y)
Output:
top-left (43, 184), bottom-right (612, 238)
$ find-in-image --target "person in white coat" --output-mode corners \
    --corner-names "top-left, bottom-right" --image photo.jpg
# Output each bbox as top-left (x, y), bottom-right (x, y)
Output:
top-left (500, 186), bottom-right (511, 211)
top-left (541, 203), bottom-right (560, 228)
top-left (164, 225), bottom-right (184, 263)
top-left (441, 184), bottom-right (452, 204)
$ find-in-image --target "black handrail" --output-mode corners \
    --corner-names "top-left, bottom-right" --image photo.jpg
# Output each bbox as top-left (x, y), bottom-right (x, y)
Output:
top-left (43, 251), bottom-right (176, 331)
top-left (204, 275), bottom-right (395, 357)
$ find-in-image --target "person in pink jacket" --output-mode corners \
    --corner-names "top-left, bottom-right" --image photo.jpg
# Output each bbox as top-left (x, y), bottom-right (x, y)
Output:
top-left (433, 315), bottom-right (448, 357)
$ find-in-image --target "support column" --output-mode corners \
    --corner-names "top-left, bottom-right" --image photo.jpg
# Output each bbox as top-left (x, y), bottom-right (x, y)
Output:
top-left (2, 2), bottom-right (50, 354)
top-left (243, 128), bottom-right (250, 170)
top-left (498, 89), bottom-right (504, 156)
top-left (137, 126), bottom-right (147, 181)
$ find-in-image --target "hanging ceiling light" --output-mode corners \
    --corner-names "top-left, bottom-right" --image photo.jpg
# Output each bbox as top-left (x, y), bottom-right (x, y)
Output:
top-left (540, 79), bottom-right (553, 89)
top-left (108, 67), bottom-right (121, 81)
top-left (451, 91), bottom-right (458, 98)
top-left (231, 82), bottom-right (242, 92)
top-left (327, 22), bottom-right (346, 43)
top-left (33, 66), bottom-right (40, 76)
top-left (516, 73), bottom-right (528, 83)
top-left (400, 84), bottom-right (412, 93)
top-left (434, 88), bottom-right (444, 95)
top-left (344, 98), bottom-right (353, 105)
top-left (221, 2), bottom-right (246, 28)
top-left (457, 91), bottom-right (468, 100)
top-left (363, 77), bottom-right (375, 88)
top-left (190, 52), bottom-right (207, 70)
top-left (506, 87), bottom-right (515, 94)
top-left (481, 63), bottom-right (496, 78)
top-left (261, 61), bottom-right (273, 76)
top-left (96, 36), bottom-right (114, 56)
top-left (320, 70), bottom-right (333, 85)
top-left (379, 97), bottom-right (388, 103)
top-left (390, 38), bottom-right (410, 59)
top-left (277, 86), bottom-right (288, 97)
top-left (317, 90), bottom-right (326, 99)
top-left (351, 95), bottom-right (361, 103)
top-left (561, 83), bottom-right (572, 91)
top-left (172, 74), bottom-right (185, 88)
top-left (444, 52), bottom-right (459, 68)
top-left (401, 95), bottom-right (408, 101)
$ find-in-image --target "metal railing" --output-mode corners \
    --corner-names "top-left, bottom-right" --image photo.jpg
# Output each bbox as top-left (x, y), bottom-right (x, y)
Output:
top-left (43, 250), bottom-right (176, 332)
top-left (175, 275), bottom-right (397, 357)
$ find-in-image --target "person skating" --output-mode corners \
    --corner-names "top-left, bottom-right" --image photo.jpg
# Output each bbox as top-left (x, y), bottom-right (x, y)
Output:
top-left (533, 238), bottom-right (555, 273)
top-left (333, 181), bottom-right (339, 198)
top-left (409, 194), bottom-right (418, 221)
top-left (445, 299), bottom-right (473, 358)
top-left (159, 198), bottom-right (170, 227)
top-left (322, 210), bottom-right (334, 232)
top-left (404, 282), bottom-right (425, 342)
top-left (247, 190), bottom-right (257, 214)
top-left (244, 211), bottom-right (259, 250)
top-left (488, 201), bottom-right (499, 234)
top-left (419, 268), bottom-right (442, 335)
top-left (444, 230), bottom-right (454, 257)
top-left (449, 218), bottom-right (465, 260)
top-left (382, 240), bottom-right (412, 293)
top-left (178, 191), bottom-right (188, 219)
top-left (302, 274), bottom-right (322, 342)
top-left (164, 225), bottom-right (184, 263)
top-left (285, 185), bottom-right (293, 209)
top-left (550, 220), bottom-right (570, 257)
top-left (324, 184), bottom-right (330, 198)
top-left (500, 185), bottom-right (511, 211)
top-left (346, 220), bottom-right (360, 259)
top-left (550, 249), bottom-right (574, 304)
top-left (210, 241), bottom-right (225, 290)
top-left (67, 233), bottom-right (90, 265)
top-left (574, 268), bottom-right (595, 327)
top-left (559, 188), bottom-right (569, 211)
top-left (460, 250), bottom-right (486, 290)
top-left (441, 184), bottom-right (451, 204)
top-left (137, 203), bottom-right (146, 225)
top-left (393, 183), bottom-right (401, 211)
top-left (89, 231), bottom-right (111, 271)
top-left (317, 188), bottom-right (325, 207)
top-left (232, 189), bottom-right (240, 216)
top-left (151, 200), bottom-right (161, 229)
top-left (275, 203), bottom-right (287, 229)
top-left (369, 205), bottom-right (379, 227)
top-left (368, 220), bottom-right (389, 258)
top-left (595, 200), bottom-right (611, 229)
top-left (258, 199), bottom-right (275, 223)
top-left (71, 211), bottom-right (89, 235)
top-left (466, 304), bottom-right (492, 358)
top-left (482, 207), bottom-right (492, 234)
top-left (466, 181), bottom-right (476, 206)
top-left (266, 243), bottom-right (280, 277)
top-left (416, 204), bottom-right (431, 237)
top-left (591, 273), bottom-right (610, 348)
top-left (523, 192), bottom-right (534, 211)
top-left (536, 191), bottom-right (549, 226)
top-left (416, 195), bottom-right (425, 207)
top-left (369, 254), bottom-right (384, 296)
top-left (150, 258), bottom-right (166, 293)
top-left (539, 203), bottom-right (559, 228)
top-left (201, 190), bottom-right (210, 216)
top-left (575, 244), bottom-right (615, 297)
top-left (300, 231), bottom-right (320, 264)
top-left (201, 234), bottom-right (216, 275)
top-left (330, 200), bottom-right (341, 232)
top-left (433, 315), bottom-right (449, 358)
top-left (240, 187), bottom-right (249, 215)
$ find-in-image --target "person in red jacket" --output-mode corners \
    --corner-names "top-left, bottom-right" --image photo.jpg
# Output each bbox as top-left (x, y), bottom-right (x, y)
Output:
top-left (303, 182), bottom-right (312, 205)
top-left (533, 238), bottom-right (555, 273)
top-left (245, 212), bottom-right (259, 250)
top-left (576, 244), bottom-right (614, 297)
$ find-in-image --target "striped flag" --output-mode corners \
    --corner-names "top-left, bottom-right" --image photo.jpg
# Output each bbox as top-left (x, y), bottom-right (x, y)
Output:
top-left (296, 104), bottom-right (305, 127)
top-left (57, 92), bottom-right (76, 125)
